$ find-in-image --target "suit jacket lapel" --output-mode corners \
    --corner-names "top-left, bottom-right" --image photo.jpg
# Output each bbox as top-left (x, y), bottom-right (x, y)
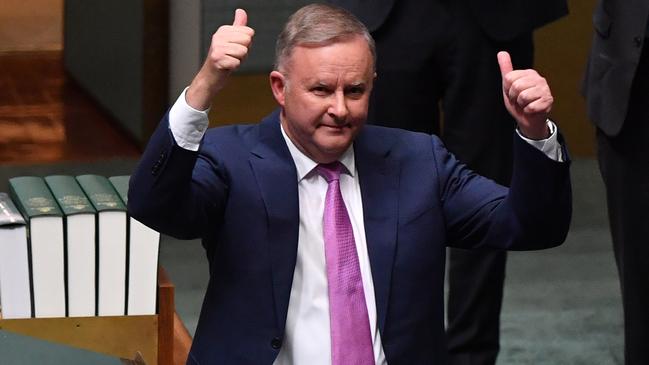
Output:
top-left (355, 128), bottom-right (400, 335)
top-left (249, 110), bottom-right (300, 333)
top-left (247, 117), bottom-right (400, 336)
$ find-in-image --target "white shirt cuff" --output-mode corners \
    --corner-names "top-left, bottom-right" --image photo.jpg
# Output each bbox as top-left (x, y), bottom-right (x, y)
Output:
top-left (168, 87), bottom-right (210, 151)
top-left (516, 120), bottom-right (564, 162)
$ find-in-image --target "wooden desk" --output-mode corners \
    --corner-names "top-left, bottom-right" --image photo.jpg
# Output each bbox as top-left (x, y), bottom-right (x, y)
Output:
top-left (0, 266), bottom-right (192, 365)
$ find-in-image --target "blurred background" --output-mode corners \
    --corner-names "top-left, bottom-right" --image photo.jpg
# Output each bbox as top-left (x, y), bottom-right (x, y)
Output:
top-left (0, 1), bottom-right (621, 364)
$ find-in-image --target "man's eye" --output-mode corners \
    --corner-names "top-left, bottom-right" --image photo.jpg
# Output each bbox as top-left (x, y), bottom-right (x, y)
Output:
top-left (346, 87), bottom-right (365, 97)
top-left (312, 86), bottom-right (329, 95)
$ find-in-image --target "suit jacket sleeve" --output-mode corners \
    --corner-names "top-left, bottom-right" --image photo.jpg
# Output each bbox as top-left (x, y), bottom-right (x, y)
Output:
top-left (128, 113), bottom-right (228, 240)
top-left (437, 133), bottom-right (572, 250)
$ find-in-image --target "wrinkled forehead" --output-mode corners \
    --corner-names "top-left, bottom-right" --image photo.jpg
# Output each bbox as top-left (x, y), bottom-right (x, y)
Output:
top-left (282, 35), bottom-right (375, 74)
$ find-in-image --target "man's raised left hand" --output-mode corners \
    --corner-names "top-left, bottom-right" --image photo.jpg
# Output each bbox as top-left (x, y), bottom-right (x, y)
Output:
top-left (497, 51), bottom-right (553, 140)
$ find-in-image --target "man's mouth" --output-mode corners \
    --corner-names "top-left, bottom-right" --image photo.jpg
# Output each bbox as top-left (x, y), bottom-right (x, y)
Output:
top-left (320, 123), bottom-right (348, 130)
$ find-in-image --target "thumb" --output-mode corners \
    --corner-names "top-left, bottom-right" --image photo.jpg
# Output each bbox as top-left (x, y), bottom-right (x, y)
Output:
top-left (497, 51), bottom-right (513, 78)
top-left (232, 8), bottom-right (247, 26)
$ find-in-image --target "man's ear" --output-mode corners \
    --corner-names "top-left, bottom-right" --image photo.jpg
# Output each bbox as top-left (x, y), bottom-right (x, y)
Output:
top-left (269, 70), bottom-right (286, 107)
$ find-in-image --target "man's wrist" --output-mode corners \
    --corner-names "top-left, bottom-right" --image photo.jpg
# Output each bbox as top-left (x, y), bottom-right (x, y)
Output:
top-left (169, 88), bottom-right (210, 151)
top-left (516, 119), bottom-right (564, 162)
top-left (186, 80), bottom-right (215, 111)
top-left (518, 122), bottom-right (551, 140)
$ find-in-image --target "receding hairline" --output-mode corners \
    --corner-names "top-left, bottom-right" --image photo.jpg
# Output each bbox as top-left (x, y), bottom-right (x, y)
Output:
top-left (280, 34), bottom-right (374, 72)
top-left (274, 3), bottom-right (376, 72)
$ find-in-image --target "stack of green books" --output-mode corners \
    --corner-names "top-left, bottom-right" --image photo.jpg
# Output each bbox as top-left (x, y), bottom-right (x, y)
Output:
top-left (0, 174), bottom-right (161, 319)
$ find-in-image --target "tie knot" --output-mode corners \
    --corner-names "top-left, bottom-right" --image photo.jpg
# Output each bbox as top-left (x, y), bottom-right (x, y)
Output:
top-left (316, 161), bottom-right (344, 183)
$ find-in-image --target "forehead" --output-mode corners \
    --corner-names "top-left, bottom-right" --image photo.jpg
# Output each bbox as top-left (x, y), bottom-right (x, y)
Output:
top-left (286, 36), bottom-right (374, 80)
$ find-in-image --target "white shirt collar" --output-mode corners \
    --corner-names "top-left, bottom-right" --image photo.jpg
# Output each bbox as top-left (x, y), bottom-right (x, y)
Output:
top-left (280, 123), bottom-right (356, 181)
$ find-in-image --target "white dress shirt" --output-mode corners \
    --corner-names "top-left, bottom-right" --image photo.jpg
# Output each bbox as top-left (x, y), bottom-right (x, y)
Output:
top-left (272, 126), bottom-right (387, 365)
top-left (167, 88), bottom-right (564, 365)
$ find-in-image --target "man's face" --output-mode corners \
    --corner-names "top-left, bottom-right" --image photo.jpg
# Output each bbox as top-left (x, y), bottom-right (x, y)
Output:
top-left (270, 35), bottom-right (375, 163)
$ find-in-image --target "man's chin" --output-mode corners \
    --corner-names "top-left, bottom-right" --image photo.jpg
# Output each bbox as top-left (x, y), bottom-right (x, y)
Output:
top-left (310, 141), bottom-right (352, 163)
top-left (319, 135), bottom-right (353, 149)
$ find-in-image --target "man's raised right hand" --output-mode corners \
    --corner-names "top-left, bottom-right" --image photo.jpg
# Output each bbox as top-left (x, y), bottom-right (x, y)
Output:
top-left (187, 9), bottom-right (254, 110)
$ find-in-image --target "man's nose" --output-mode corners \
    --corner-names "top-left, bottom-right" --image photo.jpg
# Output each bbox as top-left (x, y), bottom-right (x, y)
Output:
top-left (327, 91), bottom-right (349, 122)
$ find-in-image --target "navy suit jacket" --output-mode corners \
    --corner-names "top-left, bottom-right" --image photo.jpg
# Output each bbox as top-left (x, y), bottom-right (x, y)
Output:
top-left (129, 110), bottom-right (571, 365)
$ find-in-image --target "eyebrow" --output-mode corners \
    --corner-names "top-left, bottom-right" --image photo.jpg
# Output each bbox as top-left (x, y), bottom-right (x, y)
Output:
top-left (308, 80), bottom-right (367, 87)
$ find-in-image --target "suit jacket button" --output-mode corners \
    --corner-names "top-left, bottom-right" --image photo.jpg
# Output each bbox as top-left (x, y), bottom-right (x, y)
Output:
top-left (271, 337), bottom-right (282, 349)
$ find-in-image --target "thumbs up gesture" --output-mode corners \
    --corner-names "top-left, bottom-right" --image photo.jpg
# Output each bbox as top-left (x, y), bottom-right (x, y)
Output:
top-left (497, 51), bottom-right (553, 140)
top-left (187, 9), bottom-right (255, 110)
top-left (208, 9), bottom-right (254, 74)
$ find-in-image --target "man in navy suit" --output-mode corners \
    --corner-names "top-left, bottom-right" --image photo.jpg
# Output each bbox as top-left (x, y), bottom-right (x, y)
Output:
top-left (129, 4), bottom-right (571, 364)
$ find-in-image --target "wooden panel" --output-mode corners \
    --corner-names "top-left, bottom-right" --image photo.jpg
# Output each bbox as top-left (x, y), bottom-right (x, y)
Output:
top-left (173, 313), bottom-right (192, 365)
top-left (0, 265), bottom-right (188, 365)
top-left (157, 266), bottom-right (175, 365)
top-left (0, 314), bottom-right (158, 364)
top-left (0, 0), bottom-right (63, 52)
top-left (208, 74), bottom-right (277, 126)
top-left (0, 51), bottom-right (140, 164)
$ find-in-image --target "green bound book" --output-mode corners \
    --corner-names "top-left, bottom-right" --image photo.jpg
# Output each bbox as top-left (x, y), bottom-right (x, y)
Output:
top-left (45, 175), bottom-right (97, 317)
top-left (8, 176), bottom-right (66, 318)
top-left (0, 192), bottom-right (31, 319)
top-left (76, 175), bottom-right (127, 316)
top-left (110, 176), bottom-right (160, 315)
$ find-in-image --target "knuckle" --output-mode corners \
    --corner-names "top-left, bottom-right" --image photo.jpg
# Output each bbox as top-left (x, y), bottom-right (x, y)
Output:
top-left (214, 26), bottom-right (227, 36)
top-left (525, 106), bottom-right (538, 115)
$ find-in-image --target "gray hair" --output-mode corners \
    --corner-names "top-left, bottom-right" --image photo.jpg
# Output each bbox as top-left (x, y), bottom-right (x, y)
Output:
top-left (274, 3), bottom-right (376, 71)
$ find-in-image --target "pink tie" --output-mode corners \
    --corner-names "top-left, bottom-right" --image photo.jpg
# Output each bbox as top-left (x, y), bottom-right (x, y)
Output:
top-left (317, 162), bottom-right (375, 365)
